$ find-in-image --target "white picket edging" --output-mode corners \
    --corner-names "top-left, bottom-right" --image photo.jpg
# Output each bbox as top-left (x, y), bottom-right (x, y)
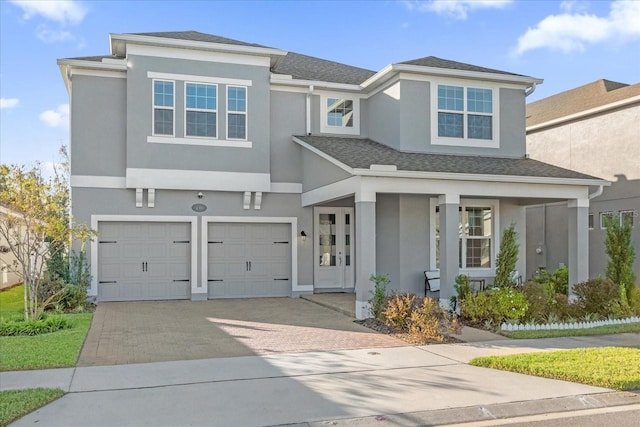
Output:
top-left (501, 316), bottom-right (640, 332)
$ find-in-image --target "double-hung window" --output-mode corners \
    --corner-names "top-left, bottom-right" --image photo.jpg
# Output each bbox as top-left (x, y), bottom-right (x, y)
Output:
top-left (227, 86), bottom-right (247, 140)
top-left (185, 83), bottom-right (217, 138)
top-left (434, 83), bottom-right (497, 147)
top-left (153, 80), bottom-right (174, 136)
top-left (433, 201), bottom-right (495, 271)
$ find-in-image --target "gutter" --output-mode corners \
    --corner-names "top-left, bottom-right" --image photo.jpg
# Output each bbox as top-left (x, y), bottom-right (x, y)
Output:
top-left (589, 185), bottom-right (604, 199)
top-left (525, 82), bottom-right (537, 97)
top-left (306, 85), bottom-right (314, 135)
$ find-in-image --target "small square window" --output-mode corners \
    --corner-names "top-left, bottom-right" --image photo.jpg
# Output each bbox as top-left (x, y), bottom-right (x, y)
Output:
top-left (620, 210), bottom-right (635, 227)
top-left (588, 213), bottom-right (594, 230)
top-left (600, 212), bottom-right (613, 229)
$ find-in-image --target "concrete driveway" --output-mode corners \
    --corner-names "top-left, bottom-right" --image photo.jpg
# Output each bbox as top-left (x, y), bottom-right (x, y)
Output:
top-left (78, 298), bottom-right (405, 366)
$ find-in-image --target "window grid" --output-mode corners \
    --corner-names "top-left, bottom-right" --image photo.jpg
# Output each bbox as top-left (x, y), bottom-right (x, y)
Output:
top-left (588, 213), bottom-right (594, 230)
top-left (327, 98), bottom-right (354, 128)
top-left (434, 205), bottom-right (492, 269)
top-left (185, 83), bottom-right (217, 138)
top-left (620, 210), bottom-right (635, 227)
top-left (153, 80), bottom-right (174, 136)
top-left (600, 211), bottom-right (613, 229)
top-left (227, 86), bottom-right (247, 140)
top-left (437, 84), bottom-right (493, 141)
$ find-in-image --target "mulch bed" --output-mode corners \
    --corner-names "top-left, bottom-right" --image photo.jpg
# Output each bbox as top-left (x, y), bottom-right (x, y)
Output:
top-left (355, 318), bottom-right (464, 345)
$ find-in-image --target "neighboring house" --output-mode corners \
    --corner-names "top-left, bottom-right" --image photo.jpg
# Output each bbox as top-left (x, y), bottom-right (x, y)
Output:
top-left (526, 80), bottom-right (640, 283)
top-left (0, 205), bottom-right (22, 289)
top-left (58, 31), bottom-right (606, 318)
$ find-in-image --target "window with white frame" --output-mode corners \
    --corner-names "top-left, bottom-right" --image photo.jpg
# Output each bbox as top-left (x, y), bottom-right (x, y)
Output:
top-left (433, 201), bottom-right (495, 270)
top-left (153, 80), bottom-right (174, 136)
top-left (227, 86), bottom-right (247, 140)
top-left (320, 95), bottom-right (360, 135)
top-left (620, 210), bottom-right (635, 227)
top-left (588, 213), bottom-right (594, 230)
top-left (437, 84), bottom-right (493, 140)
top-left (185, 83), bottom-right (217, 138)
top-left (600, 211), bottom-right (613, 229)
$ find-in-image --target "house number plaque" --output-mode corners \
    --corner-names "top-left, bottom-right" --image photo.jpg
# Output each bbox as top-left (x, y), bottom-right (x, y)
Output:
top-left (191, 204), bottom-right (207, 212)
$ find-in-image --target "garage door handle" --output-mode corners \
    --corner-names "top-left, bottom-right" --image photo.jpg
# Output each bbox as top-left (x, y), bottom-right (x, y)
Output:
top-left (173, 240), bottom-right (190, 243)
top-left (99, 281), bottom-right (117, 284)
top-left (208, 241), bottom-right (223, 244)
top-left (208, 279), bottom-right (223, 282)
top-left (273, 241), bottom-right (289, 244)
top-left (173, 279), bottom-right (190, 282)
top-left (99, 241), bottom-right (117, 244)
top-left (274, 278), bottom-right (289, 281)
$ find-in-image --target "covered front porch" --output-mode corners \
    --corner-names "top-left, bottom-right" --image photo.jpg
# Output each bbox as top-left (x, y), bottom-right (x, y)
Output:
top-left (295, 136), bottom-right (608, 319)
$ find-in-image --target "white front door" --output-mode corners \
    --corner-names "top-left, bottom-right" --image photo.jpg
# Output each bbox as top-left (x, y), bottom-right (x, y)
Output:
top-left (314, 207), bottom-right (354, 290)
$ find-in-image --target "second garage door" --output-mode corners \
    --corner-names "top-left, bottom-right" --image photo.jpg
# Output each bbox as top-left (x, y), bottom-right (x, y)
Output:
top-left (207, 223), bottom-right (291, 298)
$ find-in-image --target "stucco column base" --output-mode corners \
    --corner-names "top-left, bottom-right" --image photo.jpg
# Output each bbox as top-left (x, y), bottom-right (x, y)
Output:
top-left (355, 300), bottom-right (371, 320)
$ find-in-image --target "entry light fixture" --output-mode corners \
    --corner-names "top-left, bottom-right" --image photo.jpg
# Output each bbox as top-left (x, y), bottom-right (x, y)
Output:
top-left (300, 230), bottom-right (307, 241)
top-left (197, 192), bottom-right (204, 199)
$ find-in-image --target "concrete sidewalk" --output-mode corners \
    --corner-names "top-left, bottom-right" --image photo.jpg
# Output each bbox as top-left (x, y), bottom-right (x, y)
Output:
top-left (2, 333), bottom-right (638, 426)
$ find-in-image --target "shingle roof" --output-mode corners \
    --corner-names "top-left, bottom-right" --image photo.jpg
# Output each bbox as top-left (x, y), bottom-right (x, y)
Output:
top-left (294, 135), bottom-right (599, 180)
top-left (132, 31), bottom-right (269, 48)
top-left (400, 56), bottom-right (526, 77)
top-left (273, 51), bottom-right (375, 85)
top-left (66, 55), bottom-right (123, 61)
top-left (527, 79), bottom-right (640, 127)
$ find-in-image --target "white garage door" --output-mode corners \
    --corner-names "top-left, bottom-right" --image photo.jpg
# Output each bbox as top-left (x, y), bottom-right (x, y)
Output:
top-left (98, 222), bottom-right (191, 301)
top-left (207, 223), bottom-right (291, 298)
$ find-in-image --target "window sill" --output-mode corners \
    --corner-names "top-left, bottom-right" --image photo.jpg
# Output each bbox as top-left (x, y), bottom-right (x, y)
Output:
top-left (147, 136), bottom-right (252, 148)
top-left (432, 136), bottom-right (499, 149)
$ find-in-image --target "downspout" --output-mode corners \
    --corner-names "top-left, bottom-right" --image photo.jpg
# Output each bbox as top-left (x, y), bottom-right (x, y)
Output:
top-left (525, 82), bottom-right (537, 97)
top-left (589, 185), bottom-right (604, 199)
top-left (306, 85), bottom-right (314, 135)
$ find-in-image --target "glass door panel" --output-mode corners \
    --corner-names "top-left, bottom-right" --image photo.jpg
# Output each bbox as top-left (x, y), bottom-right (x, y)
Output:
top-left (319, 214), bottom-right (336, 266)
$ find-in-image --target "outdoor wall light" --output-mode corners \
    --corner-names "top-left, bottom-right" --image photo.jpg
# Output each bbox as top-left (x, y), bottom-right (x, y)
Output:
top-left (300, 231), bottom-right (307, 241)
top-left (197, 192), bottom-right (204, 199)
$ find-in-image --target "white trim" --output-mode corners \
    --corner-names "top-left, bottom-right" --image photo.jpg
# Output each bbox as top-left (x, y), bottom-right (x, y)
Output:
top-left (146, 136), bottom-right (252, 148)
top-left (147, 189), bottom-right (155, 208)
top-left (226, 85), bottom-right (248, 141)
top-left (253, 192), bottom-right (262, 210)
top-left (319, 94), bottom-right (361, 135)
top-left (184, 81), bottom-right (218, 139)
top-left (126, 168), bottom-right (270, 192)
top-left (135, 189), bottom-right (143, 208)
top-left (270, 182), bottom-right (302, 193)
top-left (568, 198), bottom-right (589, 208)
top-left (125, 43), bottom-right (274, 67)
top-left (270, 84), bottom-right (311, 94)
top-left (90, 215), bottom-right (199, 298)
top-left (200, 216), bottom-right (300, 296)
top-left (430, 79), bottom-right (500, 149)
top-left (70, 175), bottom-right (126, 188)
top-left (243, 192), bottom-right (251, 210)
top-left (112, 34), bottom-right (286, 60)
top-left (527, 95), bottom-right (640, 132)
top-left (270, 74), bottom-right (362, 92)
top-left (398, 72), bottom-right (525, 91)
top-left (70, 69), bottom-right (126, 79)
top-left (149, 71), bottom-right (252, 87)
top-left (57, 58), bottom-right (128, 71)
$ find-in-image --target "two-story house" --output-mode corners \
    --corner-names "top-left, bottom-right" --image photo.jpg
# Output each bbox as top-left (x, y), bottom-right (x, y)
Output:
top-left (58, 31), bottom-right (606, 318)
top-left (526, 80), bottom-right (639, 283)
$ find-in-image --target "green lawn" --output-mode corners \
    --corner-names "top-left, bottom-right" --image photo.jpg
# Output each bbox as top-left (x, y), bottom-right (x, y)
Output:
top-left (0, 285), bottom-right (25, 319)
top-left (0, 388), bottom-right (64, 427)
top-left (502, 322), bottom-right (640, 339)
top-left (1, 284), bottom-right (93, 370)
top-left (471, 347), bottom-right (640, 390)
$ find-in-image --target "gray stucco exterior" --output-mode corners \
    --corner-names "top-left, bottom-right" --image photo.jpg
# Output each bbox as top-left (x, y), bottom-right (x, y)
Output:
top-left (59, 31), bottom-right (602, 317)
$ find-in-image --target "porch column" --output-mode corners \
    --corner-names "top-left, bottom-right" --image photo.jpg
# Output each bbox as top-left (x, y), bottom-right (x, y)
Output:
top-left (355, 192), bottom-right (376, 319)
top-left (439, 194), bottom-right (460, 307)
top-left (568, 198), bottom-right (589, 295)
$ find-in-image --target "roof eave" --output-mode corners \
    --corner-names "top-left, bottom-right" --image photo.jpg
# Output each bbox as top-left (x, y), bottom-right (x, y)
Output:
top-left (109, 33), bottom-right (287, 66)
top-left (362, 64), bottom-right (543, 90)
top-left (271, 74), bottom-right (363, 92)
top-left (352, 168), bottom-right (609, 186)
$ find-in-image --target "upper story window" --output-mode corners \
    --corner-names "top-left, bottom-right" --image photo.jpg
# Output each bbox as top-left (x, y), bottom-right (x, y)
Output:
top-left (227, 86), bottom-right (247, 140)
top-left (185, 83), bottom-right (217, 138)
top-left (320, 94), bottom-right (360, 135)
top-left (153, 80), bottom-right (174, 136)
top-left (431, 81), bottom-right (499, 148)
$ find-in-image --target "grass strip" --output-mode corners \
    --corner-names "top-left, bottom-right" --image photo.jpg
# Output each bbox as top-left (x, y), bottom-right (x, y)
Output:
top-left (470, 347), bottom-right (640, 390)
top-left (0, 285), bottom-right (25, 318)
top-left (0, 388), bottom-right (64, 426)
top-left (0, 313), bottom-right (92, 371)
top-left (503, 322), bottom-right (640, 339)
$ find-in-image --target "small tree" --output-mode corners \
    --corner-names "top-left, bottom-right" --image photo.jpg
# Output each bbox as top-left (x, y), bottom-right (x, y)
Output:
top-left (605, 213), bottom-right (636, 300)
top-left (494, 223), bottom-right (519, 288)
top-left (0, 150), bottom-right (94, 320)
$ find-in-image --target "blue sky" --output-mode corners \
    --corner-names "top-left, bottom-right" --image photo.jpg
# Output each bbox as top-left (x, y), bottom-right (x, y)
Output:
top-left (1, 0), bottom-right (639, 169)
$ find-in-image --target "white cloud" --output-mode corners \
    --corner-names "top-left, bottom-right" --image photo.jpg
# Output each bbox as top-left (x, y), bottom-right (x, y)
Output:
top-left (515, 0), bottom-right (640, 55)
top-left (10, 0), bottom-right (87, 26)
top-left (0, 98), bottom-right (20, 109)
top-left (403, 0), bottom-right (512, 20)
top-left (39, 104), bottom-right (69, 128)
top-left (37, 27), bottom-right (75, 43)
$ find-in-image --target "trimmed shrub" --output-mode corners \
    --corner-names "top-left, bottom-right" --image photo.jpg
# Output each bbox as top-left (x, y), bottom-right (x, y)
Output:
top-left (494, 223), bottom-right (519, 288)
top-left (571, 278), bottom-right (619, 318)
top-left (408, 297), bottom-right (459, 342)
top-left (461, 287), bottom-right (528, 327)
top-left (0, 315), bottom-right (72, 336)
top-left (522, 281), bottom-right (570, 323)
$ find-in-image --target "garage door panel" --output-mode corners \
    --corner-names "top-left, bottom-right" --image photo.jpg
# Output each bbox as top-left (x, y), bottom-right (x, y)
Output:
top-left (207, 222), bottom-right (291, 298)
top-left (98, 221), bottom-right (191, 302)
